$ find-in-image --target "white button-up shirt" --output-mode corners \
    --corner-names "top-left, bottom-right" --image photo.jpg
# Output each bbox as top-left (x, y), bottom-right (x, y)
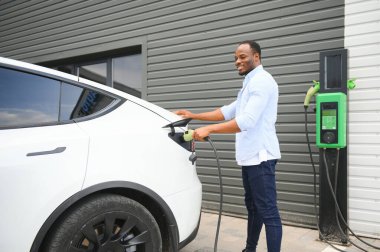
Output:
top-left (220, 65), bottom-right (281, 165)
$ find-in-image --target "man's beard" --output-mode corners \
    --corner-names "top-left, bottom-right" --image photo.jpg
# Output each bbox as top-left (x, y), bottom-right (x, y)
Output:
top-left (239, 68), bottom-right (254, 76)
top-left (238, 60), bottom-right (254, 76)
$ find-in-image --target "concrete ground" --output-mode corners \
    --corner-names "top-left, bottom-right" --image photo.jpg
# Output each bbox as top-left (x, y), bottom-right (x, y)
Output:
top-left (180, 212), bottom-right (380, 252)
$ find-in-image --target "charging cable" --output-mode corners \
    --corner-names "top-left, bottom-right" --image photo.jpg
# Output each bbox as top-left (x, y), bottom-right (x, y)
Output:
top-left (322, 148), bottom-right (380, 251)
top-left (304, 107), bottom-right (349, 252)
top-left (322, 148), bottom-right (367, 251)
top-left (183, 130), bottom-right (223, 252)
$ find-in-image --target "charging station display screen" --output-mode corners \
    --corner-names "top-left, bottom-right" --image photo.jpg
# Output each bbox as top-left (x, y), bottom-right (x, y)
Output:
top-left (322, 109), bottom-right (337, 130)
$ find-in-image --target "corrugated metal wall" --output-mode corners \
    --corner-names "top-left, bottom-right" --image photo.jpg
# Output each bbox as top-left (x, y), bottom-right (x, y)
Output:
top-left (345, 0), bottom-right (380, 237)
top-left (0, 0), bottom-right (344, 227)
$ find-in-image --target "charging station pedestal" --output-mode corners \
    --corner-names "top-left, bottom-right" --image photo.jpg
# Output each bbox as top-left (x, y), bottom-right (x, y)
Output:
top-left (318, 49), bottom-right (348, 243)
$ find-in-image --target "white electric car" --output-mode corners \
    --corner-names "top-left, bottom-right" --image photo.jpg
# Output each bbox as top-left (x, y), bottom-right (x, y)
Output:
top-left (0, 56), bottom-right (202, 252)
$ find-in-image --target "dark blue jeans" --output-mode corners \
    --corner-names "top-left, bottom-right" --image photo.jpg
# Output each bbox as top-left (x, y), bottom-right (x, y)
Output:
top-left (242, 160), bottom-right (282, 252)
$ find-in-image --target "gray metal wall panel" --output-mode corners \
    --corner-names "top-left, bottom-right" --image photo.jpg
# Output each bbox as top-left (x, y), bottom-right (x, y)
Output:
top-left (0, 0), bottom-right (344, 227)
top-left (146, 0), bottom-right (343, 228)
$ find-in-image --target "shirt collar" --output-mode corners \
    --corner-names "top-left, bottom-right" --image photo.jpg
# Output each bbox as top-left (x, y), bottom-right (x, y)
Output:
top-left (244, 64), bottom-right (263, 83)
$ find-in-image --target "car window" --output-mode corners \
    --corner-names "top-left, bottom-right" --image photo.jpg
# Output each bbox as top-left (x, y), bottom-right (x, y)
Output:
top-left (0, 67), bottom-right (60, 128)
top-left (60, 82), bottom-right (115, 120)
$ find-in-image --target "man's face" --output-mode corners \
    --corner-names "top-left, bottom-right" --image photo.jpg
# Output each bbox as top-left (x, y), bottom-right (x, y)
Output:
top-left (234, 44), bottom-right (260, 76)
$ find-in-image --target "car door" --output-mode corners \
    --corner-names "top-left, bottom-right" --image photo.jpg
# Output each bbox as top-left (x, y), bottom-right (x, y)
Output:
top-left (0, 66), bottom-right (89, 252)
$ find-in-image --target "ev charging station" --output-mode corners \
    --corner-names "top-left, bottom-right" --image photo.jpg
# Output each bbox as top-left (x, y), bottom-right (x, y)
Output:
top-left (305, 49), bottom-right (357, 245)
top-left (317, 49), bottom-right (350, 244)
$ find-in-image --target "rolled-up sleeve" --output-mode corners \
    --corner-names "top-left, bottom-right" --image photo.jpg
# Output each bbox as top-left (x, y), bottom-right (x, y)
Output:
top-left (235, 82), bottom-right (270, 131)
top-left (220, 100), bottom-right (237, 120)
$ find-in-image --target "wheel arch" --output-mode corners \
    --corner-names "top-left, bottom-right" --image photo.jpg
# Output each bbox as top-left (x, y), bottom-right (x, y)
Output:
top-left (30, 181), bottom-right (179, 252)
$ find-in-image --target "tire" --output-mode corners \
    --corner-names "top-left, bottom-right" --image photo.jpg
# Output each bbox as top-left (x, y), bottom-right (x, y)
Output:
top-left (43, 194), bottom-right (162, 252)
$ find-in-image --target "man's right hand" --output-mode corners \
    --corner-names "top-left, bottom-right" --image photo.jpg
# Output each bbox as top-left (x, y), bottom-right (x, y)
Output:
top-left (174, 110), bottom-right (194, 119)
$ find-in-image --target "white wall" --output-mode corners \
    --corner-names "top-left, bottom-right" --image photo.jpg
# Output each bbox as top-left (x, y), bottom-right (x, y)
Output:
top-left (345, 0), bottom-right (380, 237)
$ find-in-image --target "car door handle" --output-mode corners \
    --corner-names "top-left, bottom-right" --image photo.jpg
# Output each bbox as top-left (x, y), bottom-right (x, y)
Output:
top-left (26, 147), bottom-right (66, 157)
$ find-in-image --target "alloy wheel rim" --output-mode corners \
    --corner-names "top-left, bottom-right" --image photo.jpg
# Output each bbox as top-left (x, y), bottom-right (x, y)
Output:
top-left (68, 211), bottom-right (152, 252)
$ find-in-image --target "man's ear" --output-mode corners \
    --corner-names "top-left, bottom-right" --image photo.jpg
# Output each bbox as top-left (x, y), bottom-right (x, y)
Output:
top-left (253, 53), bottom-right (261, 65)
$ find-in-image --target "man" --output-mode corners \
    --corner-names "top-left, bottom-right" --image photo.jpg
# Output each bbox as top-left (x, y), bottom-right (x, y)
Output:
top-left (175, 40), bottom-right (282, 252)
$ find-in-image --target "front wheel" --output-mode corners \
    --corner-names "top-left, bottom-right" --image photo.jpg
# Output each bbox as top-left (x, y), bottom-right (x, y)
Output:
top-left (43, 194), bottom-right (162, 252)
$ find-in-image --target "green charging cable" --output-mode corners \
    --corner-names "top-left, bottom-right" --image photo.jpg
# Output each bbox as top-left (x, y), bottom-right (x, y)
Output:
top-left (183, 129), bottom-right (223, 252)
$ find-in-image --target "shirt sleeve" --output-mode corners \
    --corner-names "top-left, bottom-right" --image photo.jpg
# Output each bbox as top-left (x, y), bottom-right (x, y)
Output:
top-left (235, 78), bottom-right (272, 131)
top-left (220, 100), bottom-right (237, 120)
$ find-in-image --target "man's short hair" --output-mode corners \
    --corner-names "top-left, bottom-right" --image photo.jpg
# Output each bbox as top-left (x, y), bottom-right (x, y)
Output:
top-left (239, 40), bottom-right (261, 59)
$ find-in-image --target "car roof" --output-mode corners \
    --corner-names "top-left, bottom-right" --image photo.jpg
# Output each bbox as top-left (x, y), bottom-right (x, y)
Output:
top-left (0, 56), bottom-right (180, 123)
top-left (0, 56), bottom-right (130, 99)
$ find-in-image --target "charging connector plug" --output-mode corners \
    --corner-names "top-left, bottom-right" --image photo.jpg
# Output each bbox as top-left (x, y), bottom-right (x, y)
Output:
top-left (304, 80), bottom-right (320, 108)
top-left (183, 129), bottom-right (194, 142)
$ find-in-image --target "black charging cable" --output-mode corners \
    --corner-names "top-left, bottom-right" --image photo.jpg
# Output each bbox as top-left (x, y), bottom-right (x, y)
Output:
top-left (206, 137), bottom-right (223, 252)
top-left (305, 107), bottom-right (380, 251)
top-left (182, 126), bottom-right (223, 252)
top-left (304, 107), bottom-right (349, 252)
top-left (322, 148), bottom-right (367, 252)
top-left (330, 149), bottom-right (367, 252)
top-left (322, 148), bottom-right (380, 251)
